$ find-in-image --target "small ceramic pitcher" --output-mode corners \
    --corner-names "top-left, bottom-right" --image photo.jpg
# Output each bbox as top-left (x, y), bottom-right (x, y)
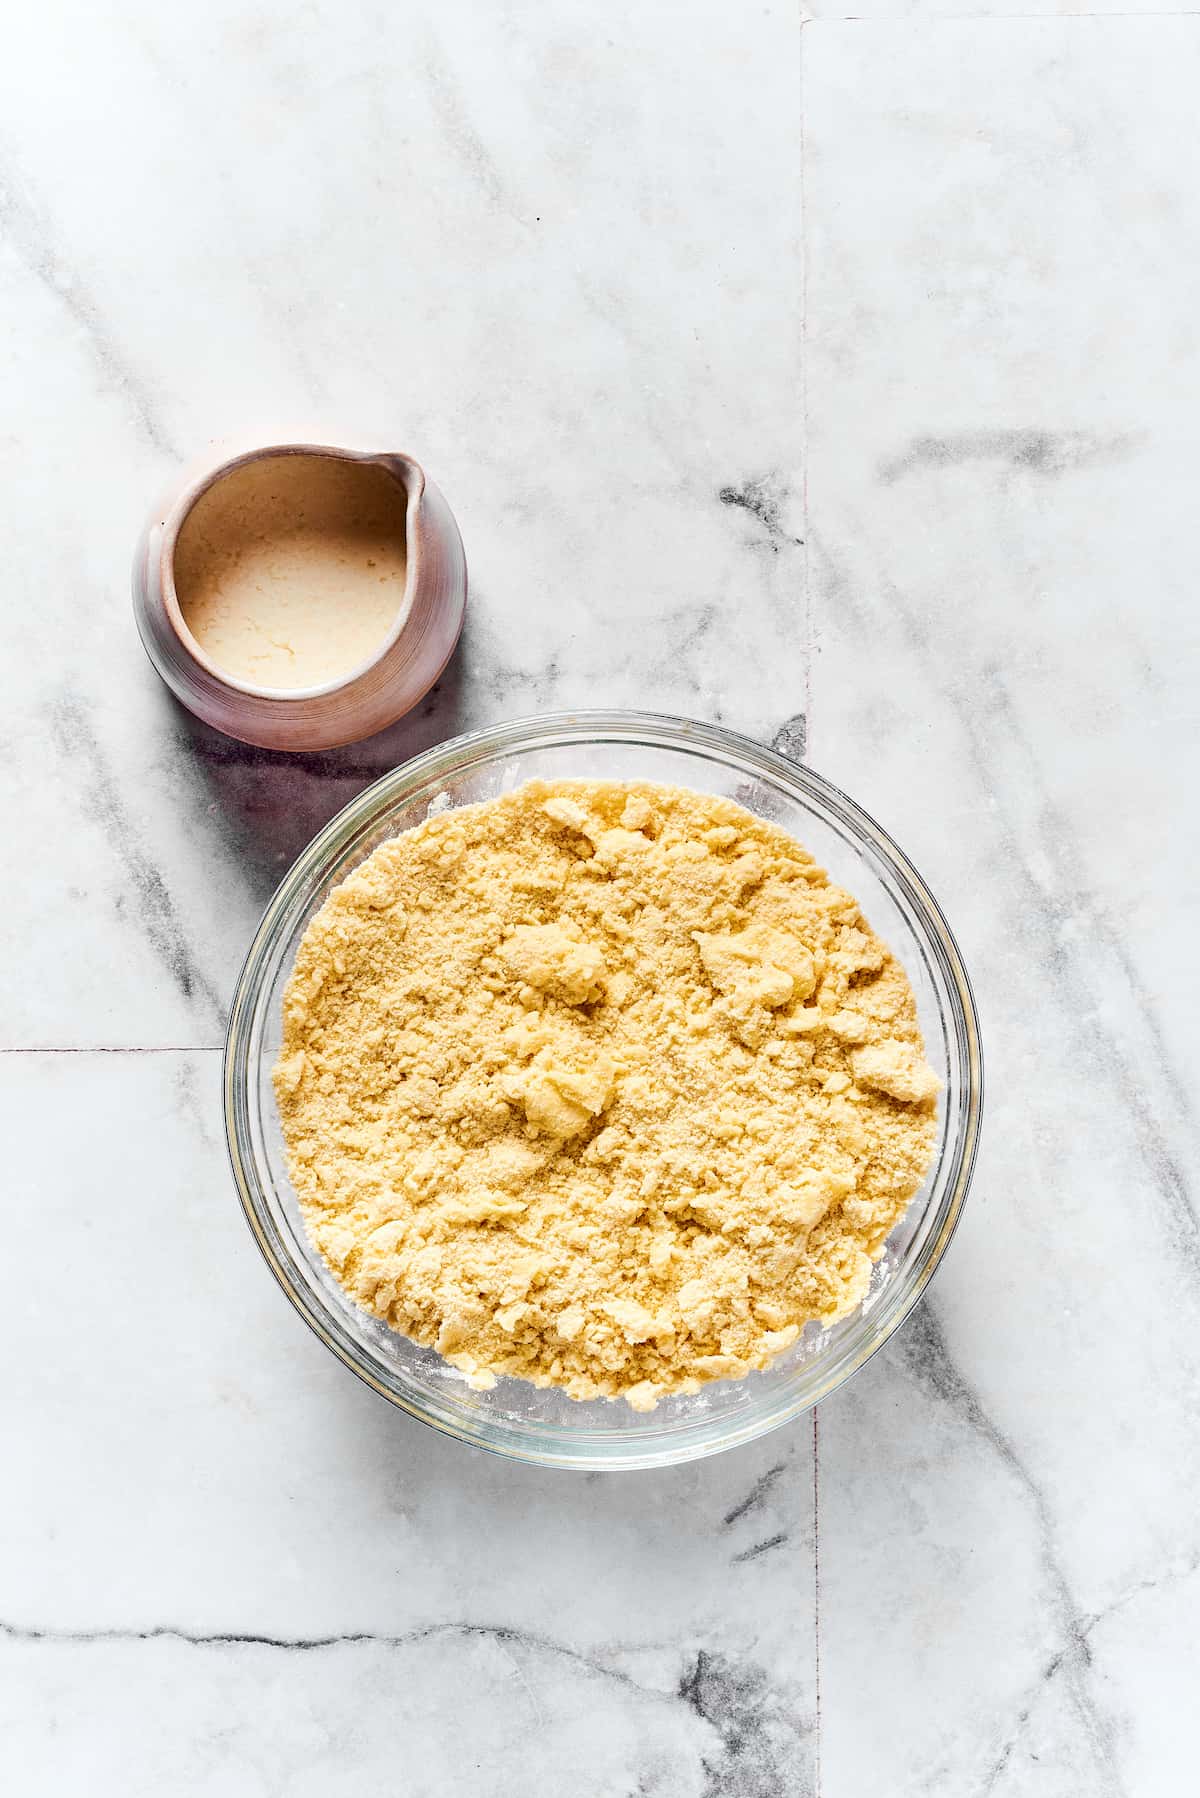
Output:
top-left (133, 441), bottom-right (467, 751)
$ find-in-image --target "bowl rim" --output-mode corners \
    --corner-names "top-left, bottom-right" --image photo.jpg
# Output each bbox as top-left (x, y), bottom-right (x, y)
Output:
top-left (224, 708), bottom-right (984, 1469)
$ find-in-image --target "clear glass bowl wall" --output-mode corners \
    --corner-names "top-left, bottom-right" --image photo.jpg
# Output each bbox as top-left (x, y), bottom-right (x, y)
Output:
top-left (226, 712), bottom-right (983, 1470)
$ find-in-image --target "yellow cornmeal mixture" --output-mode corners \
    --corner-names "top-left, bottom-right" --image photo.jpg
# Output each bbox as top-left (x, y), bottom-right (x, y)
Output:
top-left (275, 780), bottom-right (938, 1410)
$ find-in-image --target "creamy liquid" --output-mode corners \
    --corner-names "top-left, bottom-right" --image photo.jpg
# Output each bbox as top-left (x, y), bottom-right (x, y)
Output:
top-left (174, 454), bottom-right (408, 690)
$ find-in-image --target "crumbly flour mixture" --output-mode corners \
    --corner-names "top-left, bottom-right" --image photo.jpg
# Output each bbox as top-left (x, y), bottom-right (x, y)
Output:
top-left (275, 780), bottom-right (938, 1409)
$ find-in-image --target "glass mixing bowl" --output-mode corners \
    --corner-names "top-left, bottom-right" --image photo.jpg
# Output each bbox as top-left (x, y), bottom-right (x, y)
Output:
top-left (226, 711), bottom-right (983, 1469)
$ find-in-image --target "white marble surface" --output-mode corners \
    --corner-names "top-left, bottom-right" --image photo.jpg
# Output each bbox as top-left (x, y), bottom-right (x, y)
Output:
top-left (1, 2), bottom-right (1196, 1794)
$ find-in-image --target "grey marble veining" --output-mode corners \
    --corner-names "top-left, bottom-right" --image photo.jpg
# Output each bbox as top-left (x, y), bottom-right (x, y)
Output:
top-left (0, 1052), bottom-right (815, 1796)
top-left (806, 18), bottom-right (1200, 1796)
top-left (3, 1), bottom-right (1198, 1794)
top-left (0, 0), bottom-right (804, 1051)
top-left (1, 5), bottom-right (813, 1795)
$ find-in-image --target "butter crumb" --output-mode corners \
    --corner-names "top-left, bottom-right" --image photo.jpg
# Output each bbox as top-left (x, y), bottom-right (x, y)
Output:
top-left (852, 1040), bottom-right (942, 1105)
top-left (499, 921), bottom-right (605, 1004)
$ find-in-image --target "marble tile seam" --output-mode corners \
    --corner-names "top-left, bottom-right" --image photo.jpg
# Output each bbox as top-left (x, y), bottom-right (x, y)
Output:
top-left (799, 12), bottom-right (813, 752)
top-left (813, 1410), bottom-right (823, 1798)
top-left (796, 48), bottom-right (821, 1792)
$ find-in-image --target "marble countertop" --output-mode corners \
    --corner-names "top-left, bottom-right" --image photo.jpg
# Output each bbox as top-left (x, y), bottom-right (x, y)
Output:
top-left (3, 2), bottom-right (1196, 1793)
